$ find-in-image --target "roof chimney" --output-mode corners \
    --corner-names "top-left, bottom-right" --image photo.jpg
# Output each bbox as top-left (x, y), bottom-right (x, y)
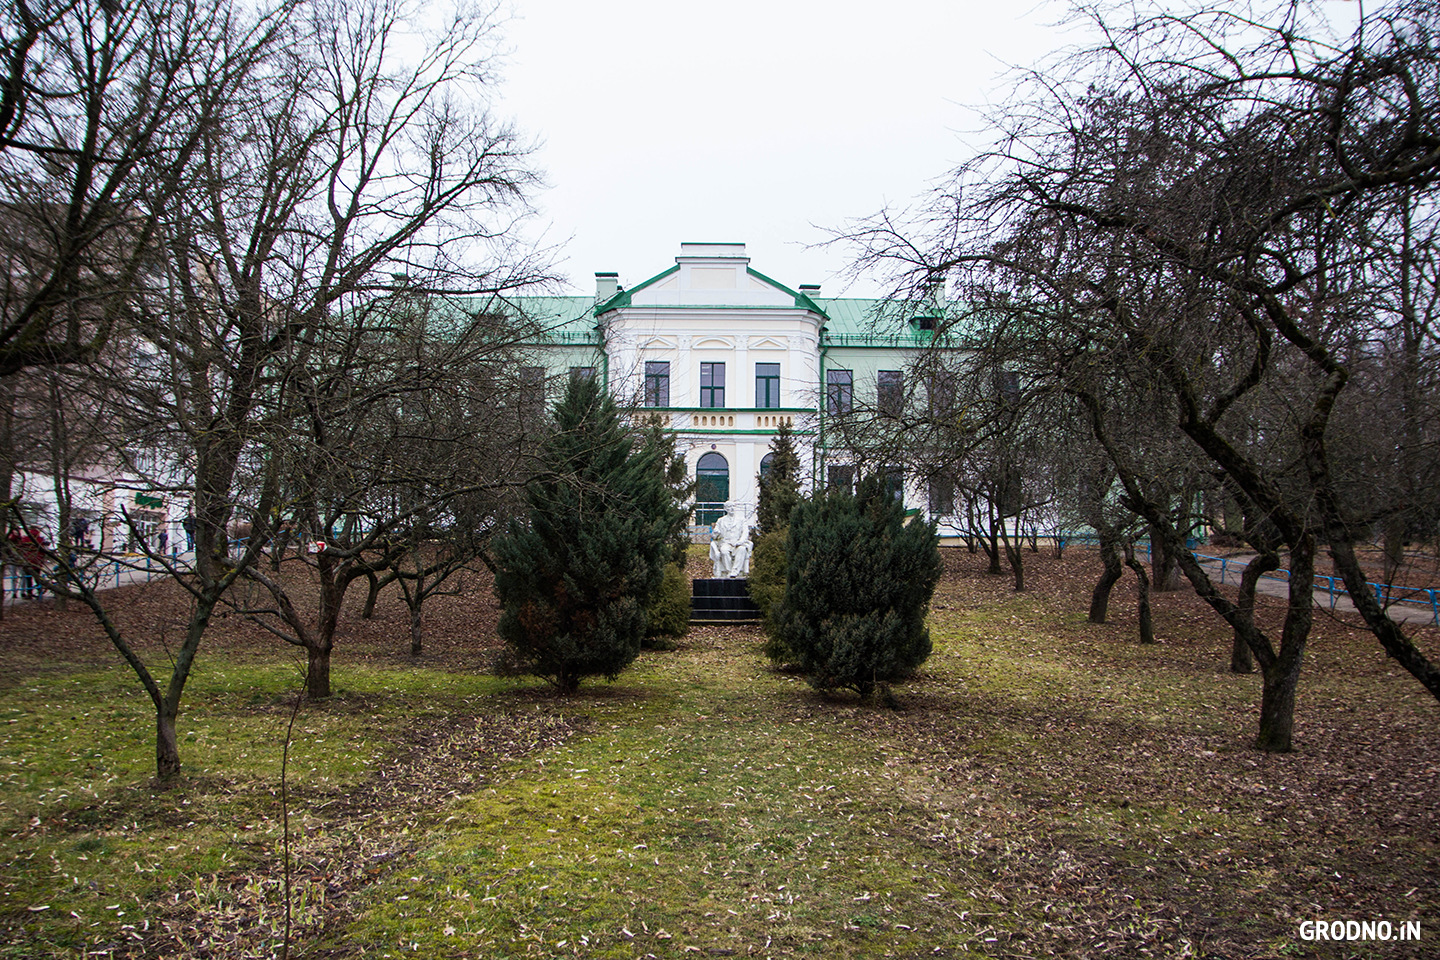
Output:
top-left (595, 272), bottom-right (619, 301)
top-left (798, 283), bottom-right (821, 300)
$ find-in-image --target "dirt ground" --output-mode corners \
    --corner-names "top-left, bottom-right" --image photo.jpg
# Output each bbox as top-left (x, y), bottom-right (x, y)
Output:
top-left (1, 547), bottom-right (1436, 958)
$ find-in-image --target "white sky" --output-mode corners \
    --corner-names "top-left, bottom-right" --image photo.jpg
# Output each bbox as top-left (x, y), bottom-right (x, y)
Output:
top-left (499, 1), bottom-right (1077, 298)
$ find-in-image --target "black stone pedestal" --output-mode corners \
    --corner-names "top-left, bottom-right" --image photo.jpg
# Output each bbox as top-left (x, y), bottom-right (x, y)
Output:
top-left (690, 578), bottom-right (762, 624)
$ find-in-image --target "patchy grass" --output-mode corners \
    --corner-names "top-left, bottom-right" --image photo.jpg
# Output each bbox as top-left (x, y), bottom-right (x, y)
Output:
top-left (0, 549), bottom-right (1436, 958)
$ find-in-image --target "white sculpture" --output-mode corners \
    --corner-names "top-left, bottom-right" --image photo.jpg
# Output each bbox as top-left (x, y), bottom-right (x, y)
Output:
top-left (709, 502), bottom-right (753, 579)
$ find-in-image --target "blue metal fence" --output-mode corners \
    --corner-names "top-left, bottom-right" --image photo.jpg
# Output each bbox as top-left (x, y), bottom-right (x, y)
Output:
top-left (1049, 531), bottom-right (1440, 625)
top-left (3, 548), bottom-right (188, 603)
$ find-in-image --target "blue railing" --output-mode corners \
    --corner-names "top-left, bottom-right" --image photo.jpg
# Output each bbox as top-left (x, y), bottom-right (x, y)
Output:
top-left (1048, 531), bottom-right (1440, 625)
top-left (1193, 551), bottom-right (1440, 624)
top-left (4, 548), bottom-right (189, 602)
top-left (691, 502), bottom-right (726, 528)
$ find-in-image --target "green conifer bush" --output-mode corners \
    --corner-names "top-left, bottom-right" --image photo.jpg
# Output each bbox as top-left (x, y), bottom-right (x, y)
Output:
top-left (493, 375), bottom-right (673, 693)
top-left (749, 527), bottom-right (792, 659)
top-left (771, 475), bottom-right (943, 699)
top-left (756, 421), bottom-right (802, 535)
top-left (644, 562), bottom-right (693, 644)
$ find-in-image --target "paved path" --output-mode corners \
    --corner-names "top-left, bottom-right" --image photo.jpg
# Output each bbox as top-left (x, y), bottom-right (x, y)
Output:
top-left (1192, 552), bottom-right (1439, 626)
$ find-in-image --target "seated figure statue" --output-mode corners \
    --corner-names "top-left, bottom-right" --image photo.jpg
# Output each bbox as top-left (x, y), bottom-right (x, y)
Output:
top-left (709, 502), bottom-right (752, 579)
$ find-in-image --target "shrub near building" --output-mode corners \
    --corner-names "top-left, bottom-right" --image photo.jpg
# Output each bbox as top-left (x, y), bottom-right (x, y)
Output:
top-left (749, 423), bottom-right (803, 645)
top-left (770, 475), bottom-right (943, 700)
top-left (493, 375), bottom-right (674, 693)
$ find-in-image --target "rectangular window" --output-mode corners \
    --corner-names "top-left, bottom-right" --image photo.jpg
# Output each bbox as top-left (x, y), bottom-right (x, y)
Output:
top-left (996, 369), bottom-right (1020, 406)
top-left (520, 366), bottom-right (545, 412)
top-left (644, 361), bottom-right (670, 407)
top-left (884, 465), bottom-right (905, 503)
top-left (928, 371), bottom-right (957, 419)
top-left (878, 370), bottom-right (903, 417)
top-left (928, 477), bottom-right (955, 516)
top-left (826, 464), bottom-right (854, 495)
top-left (700, 362), bottom-right (725, 408)
top-left (755, 362), bottom-right (781, 409)
top-left (826, 368), bottom-right (853, 416)
top-left (568, 366), bottom-right (595, 384)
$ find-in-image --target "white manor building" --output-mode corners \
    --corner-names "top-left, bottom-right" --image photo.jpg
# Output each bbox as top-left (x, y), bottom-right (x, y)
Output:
top-left (518, 242), bottom-right (956, 533)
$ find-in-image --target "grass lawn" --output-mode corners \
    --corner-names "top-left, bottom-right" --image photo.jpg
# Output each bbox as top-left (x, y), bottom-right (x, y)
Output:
top-left (0, 549), bottom-right (1435, 958)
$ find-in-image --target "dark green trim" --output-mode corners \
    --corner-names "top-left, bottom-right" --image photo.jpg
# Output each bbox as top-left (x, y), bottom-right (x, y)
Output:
top-left (673, 429), bottom-right (818, 437)
top-left (591, 263), bottom-right (834, 320)
top-left (658, 406), bottom-right (812, 414)
top-left (821, 341), bottom-right (934, 350)
top-left (745, 266), bottom-right (830, 319)
top-left (594, 264), bottom-right (680, 314)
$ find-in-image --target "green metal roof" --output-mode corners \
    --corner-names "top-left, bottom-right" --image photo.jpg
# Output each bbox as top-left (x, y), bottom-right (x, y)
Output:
top-left (501, 292), bottom-right (945, 348)
top-left (504, 295), bottom-right (599, 343)
top-left (490, 277), bottom-right (956, 348)
top-left (815, 298), bottom-right (939, 347)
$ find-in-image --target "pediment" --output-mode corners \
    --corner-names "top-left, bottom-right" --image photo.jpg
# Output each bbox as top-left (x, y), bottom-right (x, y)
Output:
top-left (693, 336), bottom-right (734, 349)
top-left (638, 336), bottom-right (677, 350)
top-left (749, 336), bottom-right (788, 351)
top-left (626, 259), bottom-right (800, 308)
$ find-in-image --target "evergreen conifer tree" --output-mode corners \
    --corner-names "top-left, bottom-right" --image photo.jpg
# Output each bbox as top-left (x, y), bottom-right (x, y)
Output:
top-left (756, 422), bottom-right (802, 535)
top-left (639, 423), bottom-right (694, 645)
top-left (750, 422), bottom-right (803, 641)
top-left (771, 475), bottom-right (942, 699)
top-left (493, 375), bottom-right (671, 693)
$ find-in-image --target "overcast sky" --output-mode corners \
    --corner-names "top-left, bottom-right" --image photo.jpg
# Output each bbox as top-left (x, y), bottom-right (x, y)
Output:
top-left (499, 1), bottom-right (1078, 298)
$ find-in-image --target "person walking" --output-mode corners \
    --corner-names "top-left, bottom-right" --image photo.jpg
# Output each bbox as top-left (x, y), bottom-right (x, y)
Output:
top-left (5, 528), bottom-right (20, 598)
top-left (17, 527), bottom-right (47, 599)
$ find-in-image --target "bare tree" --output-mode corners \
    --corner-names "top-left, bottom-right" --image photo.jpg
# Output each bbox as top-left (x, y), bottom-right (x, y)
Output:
top-left (156, 0), bottom-right (551, 701)
top-left (242, 299), bottom-right (540, 692)
top-left (1, 0), bottom-right (294, 779)
top-left (6, 0), bottom-right (547, 772)
top-left (842, 0), bottom-right (1440, 751)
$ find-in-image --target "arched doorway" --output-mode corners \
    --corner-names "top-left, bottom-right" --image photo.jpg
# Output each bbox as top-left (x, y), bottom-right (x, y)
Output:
top-left (695, 452), bottom-right (729, 526)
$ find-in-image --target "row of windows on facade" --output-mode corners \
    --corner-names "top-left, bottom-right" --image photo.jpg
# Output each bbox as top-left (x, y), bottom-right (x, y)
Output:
top-left (522, 364), bottom-right (1018, 416)
top-left (824, 465), bottom-right (957, 516)
top-left (644, 364), bottom-right (1017, 415)
top-left (694, 452), bottom-right (957, 517)
top-left (637, 362), bottom-right (906, 413)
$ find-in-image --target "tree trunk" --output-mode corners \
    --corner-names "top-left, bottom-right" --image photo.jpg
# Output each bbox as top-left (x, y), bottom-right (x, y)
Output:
top-left (1149, 525), bottom-right (1185, 591)
top-left (156, 705), bottom-right (181, 779)
top-left (999, 519), bottom-right (1024, 591)
top-left (1257, 657), bottom-right (1301, 752)
top-left (1230, 625), bottom-right (1255, 673)
top-left (983, 503), bottom-right (1002, 575)
top-left (1381, 513), bottom-right (1405, 597)
top-left (362, 571), bottom-right (381, 619)
top-left (305, 644), bottom-right (332, 699)
top-left (270, 526), bottom-right (290, 571)
top-left (1123, 543), bottom-right (1154, 644)
top-left (409, 603), bottom-right (423, 655)
top-left (1088, 530), bottom-right (1124, 623)
top-left (1256, 539), bottom-right (1317, 752)
top-left (1231, 552), bottom-right (1279, 674)
top-left (306, 565), bottom-right (346, 697)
